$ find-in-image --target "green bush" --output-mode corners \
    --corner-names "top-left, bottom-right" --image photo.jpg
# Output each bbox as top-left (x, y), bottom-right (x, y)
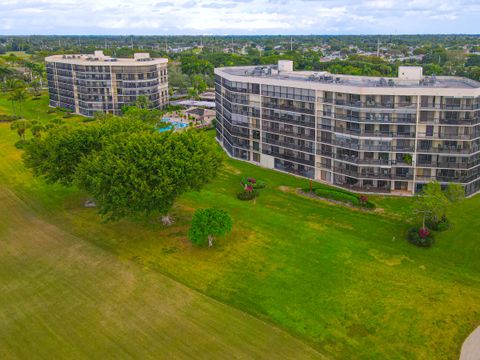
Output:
top-left (309, 187), bottom-right (375, 209)
top-left (314, 188), bottom-right (360, 205)
top-left (0, 114), bottom-right (20, 122)
top-left (237, 190), bottom-right (259, 200)
top-left (407, 227), bottom-right (435, 247)
top-left (426, 217), bottom-right (450, 232)
top-left (14, 139), bottom-right (28, 149)
top-left (252, 180), bottom-right (266, 189)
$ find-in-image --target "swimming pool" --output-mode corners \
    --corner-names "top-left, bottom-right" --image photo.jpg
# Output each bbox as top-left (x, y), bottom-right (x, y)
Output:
top-left (158, 119), bottom-right (189, 132)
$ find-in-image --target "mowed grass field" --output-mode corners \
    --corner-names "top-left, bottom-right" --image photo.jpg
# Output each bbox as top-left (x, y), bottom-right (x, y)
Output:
top-left (0, 98), bottom-right (323, 358)
top-left (1, 93), bottom-right (480, 359)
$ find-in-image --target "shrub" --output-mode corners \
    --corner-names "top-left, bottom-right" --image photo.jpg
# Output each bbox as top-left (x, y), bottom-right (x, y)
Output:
top-left (426, 216), bottom-right (450, 232)
top-left (314, 188), bottom-right (360, 206)
top-left (407, 227), bottom-right (435, 247)
top-left (310, 187), bottom-right (375, 209)
top-left (0, 114), bottom-right (20, 122)
top-left (237, 189), bottom-right (259, 200)
top-left (252, 180), bottom-right (266, 189)
top-left (241, 177), bottom-right (266, 189)
top-left (14, 139), bottom-right (28, 149)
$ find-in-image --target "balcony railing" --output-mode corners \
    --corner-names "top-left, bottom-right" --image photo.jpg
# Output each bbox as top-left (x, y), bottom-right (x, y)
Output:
top-left (263, 127), bottom-right (315, 140)
top-left (263, 138), bottom-right (315, 153)
top-left (262, 149), bottom-right (315, 166)
top-left (262, 113), bottom-right (316, 128)
top-left (262, 102), bottom-right (315, 115)
top-left (416, 146), bottom-right (477, 154)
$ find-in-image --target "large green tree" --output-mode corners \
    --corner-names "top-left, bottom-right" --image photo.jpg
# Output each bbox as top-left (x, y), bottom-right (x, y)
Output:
top-left (74, 130), bottom-right (223, 221)
top-left (188, 208), bottom-right (232, 247)
top-left (23, 117), bottom-right (151, 185)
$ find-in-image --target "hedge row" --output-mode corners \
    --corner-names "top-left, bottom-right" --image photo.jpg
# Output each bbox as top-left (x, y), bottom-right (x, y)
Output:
top-left (311, 187), bottom-right (375, 209)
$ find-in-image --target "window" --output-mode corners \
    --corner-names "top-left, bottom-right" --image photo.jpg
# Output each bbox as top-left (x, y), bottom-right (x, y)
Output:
top-left (426, 126), bottom-right (434, 136)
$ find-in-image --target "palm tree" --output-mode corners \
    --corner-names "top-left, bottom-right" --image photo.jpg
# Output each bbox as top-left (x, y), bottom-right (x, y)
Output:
top-left (31, 124), bottom-right (45, 138)
top-left (33, 64), bottom-right (46, 87)
top-left (8, 87), bottom-right (28, 117)
top-left (0, 65), bottom-right (13, 83)
top-left (5, 78), bottom-right (23, 92)
top-left (30, 80), bottom-right (41, 98)
top-left (10, 119), bottom-right (31, 141)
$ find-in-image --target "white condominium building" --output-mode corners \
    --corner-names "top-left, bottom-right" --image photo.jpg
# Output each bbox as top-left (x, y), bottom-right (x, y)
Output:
top-left (46, 51), bottom-right (168, 116)
top-left (215, 61), bottom-right (480, 196)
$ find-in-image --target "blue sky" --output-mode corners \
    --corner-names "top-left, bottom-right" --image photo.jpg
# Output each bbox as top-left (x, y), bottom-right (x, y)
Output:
top-left (0, 0), bottom-right (479, 35)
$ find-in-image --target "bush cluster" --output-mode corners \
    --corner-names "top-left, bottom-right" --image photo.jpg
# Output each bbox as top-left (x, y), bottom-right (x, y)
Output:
top-left (426, 217), bottom-right (450, 232)
top-left (407, 227), bottom-right (435, 247)
top-left (0, 114), bottom-right (20, 122)
top-left (237, 189), bottom-right (259, 200)
top-left (237, 177), bottom-right (265, 200)
top-left (312, 187), bottom-right (376, 209)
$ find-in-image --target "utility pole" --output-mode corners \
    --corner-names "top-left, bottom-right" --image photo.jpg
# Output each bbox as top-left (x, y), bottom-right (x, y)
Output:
top-left (376, 38), bottom-right (380, 57)
top-left (165, 37), bottom-right (168, 52)
top-left (290, 37), bottom-right (293, 51)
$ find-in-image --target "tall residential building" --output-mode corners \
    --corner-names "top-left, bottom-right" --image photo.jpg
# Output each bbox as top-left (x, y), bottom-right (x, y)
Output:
top-left (45, 51), bottom-right (168, 116)
top-left (215, 61), bottom-right (480, 196)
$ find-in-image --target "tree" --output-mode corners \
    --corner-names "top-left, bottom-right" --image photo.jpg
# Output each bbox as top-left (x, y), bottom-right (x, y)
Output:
top-left (188, 208), bottom-right (232, 247)
top-left (414, 181), bottom-right (464, 230)
top-left (30, 123), bottom-right (45, 138)
top-left (445, 183), bottom-right (465, 203)
top-left (414, 182), bottom-right (449, 230)
top-left (23, 117), bottom-right (152, 185)
top-left (0, 65), bottom-right (13, 83)
top-left (10, 119), bottom-right (31, 141)
top-left (8, 86), bottom-right (27, 117)
top-left (74, 130), bottom-right (223, 221)
top-left (30, 80), bottom-right (41, 98)
top-left (134, 95), bottom-right (150, 109)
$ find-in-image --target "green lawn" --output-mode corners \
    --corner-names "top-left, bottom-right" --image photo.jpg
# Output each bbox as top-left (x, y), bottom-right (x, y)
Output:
top-left (1, 93), bottom-right (480, 359)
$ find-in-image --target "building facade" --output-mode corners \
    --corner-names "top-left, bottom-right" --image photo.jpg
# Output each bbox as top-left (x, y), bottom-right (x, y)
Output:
top-left (45, 51), bottom-right (168, 117)
top-left (214, 61), bottom-right (480, 196)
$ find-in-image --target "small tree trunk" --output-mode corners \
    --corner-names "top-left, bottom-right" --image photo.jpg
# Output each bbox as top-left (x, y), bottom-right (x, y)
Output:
top-left (422, 214), bottom-right (426, 230)
top-left (208, 235), bottom-right (214, 247)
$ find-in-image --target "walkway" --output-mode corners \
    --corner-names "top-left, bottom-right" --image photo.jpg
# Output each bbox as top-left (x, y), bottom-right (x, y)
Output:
top-left (460, 326), bottom-right (480, 360)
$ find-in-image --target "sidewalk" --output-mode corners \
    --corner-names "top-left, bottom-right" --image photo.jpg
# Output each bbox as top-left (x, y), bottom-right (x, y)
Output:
top-left (460, 326), bottom-right (480, 360)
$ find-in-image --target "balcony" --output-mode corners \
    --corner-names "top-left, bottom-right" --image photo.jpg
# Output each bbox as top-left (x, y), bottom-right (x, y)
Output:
top-left (262, 102), bottom-right (315, 115)
top-left (263, 126), bottom-right (315, 140)
top-left (263, 137), bottom-right (315, 153)
top-left (263, 149), bottom-right (315, 166)
top-left (262, 113), bottom-right (315, 128)
top-left (416, 146), bottom-right (476, 154)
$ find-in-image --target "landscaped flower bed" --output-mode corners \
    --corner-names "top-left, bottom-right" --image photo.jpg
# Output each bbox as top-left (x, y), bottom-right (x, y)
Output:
top-left (407, 227), bottom-right (435, 247)
top-left (237, 177), bottom-right (265, 200)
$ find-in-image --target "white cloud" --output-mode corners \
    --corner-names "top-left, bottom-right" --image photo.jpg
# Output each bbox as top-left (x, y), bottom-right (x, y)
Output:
top-left (0, 0), bottom-right (477, 34)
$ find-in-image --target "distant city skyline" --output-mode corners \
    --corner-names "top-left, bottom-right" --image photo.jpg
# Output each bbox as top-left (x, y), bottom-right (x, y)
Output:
top-left (1, 0), bottom-right (479, 35)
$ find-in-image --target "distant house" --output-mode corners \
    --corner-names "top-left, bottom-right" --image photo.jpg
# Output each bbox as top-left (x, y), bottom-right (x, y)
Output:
top-left (185, 107), bottom-right (215, 124)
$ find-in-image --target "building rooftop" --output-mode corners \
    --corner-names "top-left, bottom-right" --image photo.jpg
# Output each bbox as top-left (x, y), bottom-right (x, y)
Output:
top-left (45, 51), bottom-right (167, 66)
top-left (217, 61), bottom-right (480, 90)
